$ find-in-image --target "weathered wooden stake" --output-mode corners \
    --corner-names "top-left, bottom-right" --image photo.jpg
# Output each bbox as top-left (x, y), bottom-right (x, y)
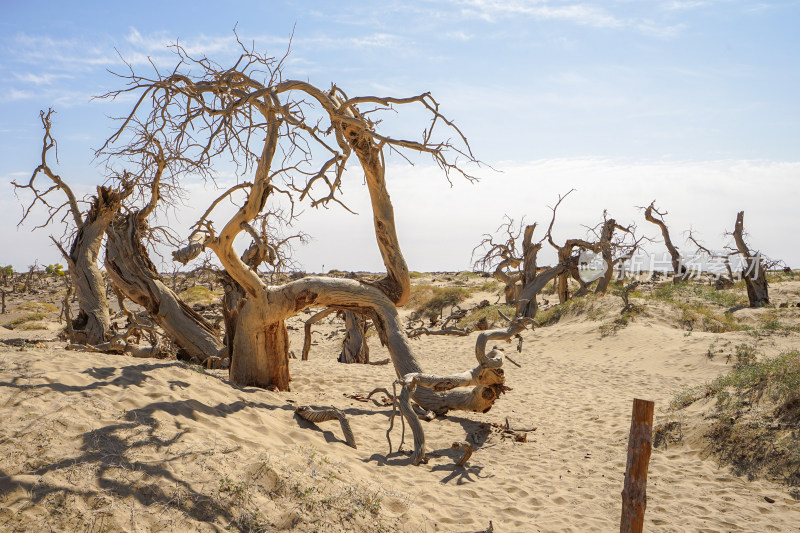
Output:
top-left (620, 398), bottom-right (654, 533)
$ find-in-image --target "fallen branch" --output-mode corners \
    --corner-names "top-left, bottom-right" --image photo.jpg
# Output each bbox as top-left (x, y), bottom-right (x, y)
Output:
top-left (452, 440), bottom-right (474, 467)
top-left (294, 405), bottom-right (357, 449)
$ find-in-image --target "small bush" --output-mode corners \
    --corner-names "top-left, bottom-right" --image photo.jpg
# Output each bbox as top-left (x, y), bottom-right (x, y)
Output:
top-left (458, 304), bottom-right (516, 329)
top-left (407, 284), bottom-right (469, 320)
top-left (6, 312), bottom-right (48, 329)
top-left (45, 263), bottom-right (66, 276)
top-left (179, 285), bottom-right (217, 305)
top-left (650, 281), bottom-right (747, 308)
top-left (16, 301), bottom-right (58, 314)
top-left (536, 297), bottom-right (590, 327)
top-left (476, 280), bottom-right (502, 293)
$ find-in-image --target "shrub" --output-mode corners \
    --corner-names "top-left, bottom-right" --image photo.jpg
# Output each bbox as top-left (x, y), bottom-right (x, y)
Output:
top-left (6, 312), bottom-right (48, 329)
top-left (407, 284), bottom-right (469, 320)
top-left (45, 263), bottom-right (66, 276)
top-left (179, 285), bottom-right (218, 305)
top-left (457, 304), bottom-right (515, 329)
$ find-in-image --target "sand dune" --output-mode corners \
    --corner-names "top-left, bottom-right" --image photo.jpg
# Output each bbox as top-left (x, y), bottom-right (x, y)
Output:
top-left (1, 277), bottom-right (799, 531)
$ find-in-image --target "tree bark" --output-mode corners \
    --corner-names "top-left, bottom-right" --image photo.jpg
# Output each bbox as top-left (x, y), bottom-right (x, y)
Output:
top-left (644, 202), bottom-right (687, 282)
top-left (301, 308), bottom-right (335, 360)
top-left (229, 297), bottom-right (290, 389)
top-left (51, 186), bottom-right (122, 345)
top-left (732, 211), bottom-right (769, 307)
top-left (595, 218), bottom-right (617, 295)
top-left (339, 311), bottom-right (370, 364)
top-left (105, 212), bottom-right (224, 362)
top-left (519, 225), bottom-right (540, 317)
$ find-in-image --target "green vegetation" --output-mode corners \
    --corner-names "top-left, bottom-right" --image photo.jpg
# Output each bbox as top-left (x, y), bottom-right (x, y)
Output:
top-left (536, 296), bottom-right (596, 326)
top-left (766, 270), bottom-right (800, 283)
top-left (758, 311), bottom-right (800, 334)
top-left (476, 280), bottom-right (502, 293)
top-left (458, 303), bottom-right (515, 329)
top-left (649, 281), bottom-right (747, 309)
top-left (6, 313), bottom-right (48, 329)
top-left (178, 285), bottom-right (218, 305)
top-left (647, 281), bottom-right (749, 333)
top-left (45, 263), bottom-right (66, 276)
top-left (407, 284), bottom-right (469, 320)
top-left (408, 271), bottom-right (424, 279)
top-left (16, 301), bottom-right (58, 314)
top-left (598, 309), bottom-right (637, 337)
top-left (0, 265), bottom-right (13, 283)
top-left (671, 347), bottom-right (800, 492)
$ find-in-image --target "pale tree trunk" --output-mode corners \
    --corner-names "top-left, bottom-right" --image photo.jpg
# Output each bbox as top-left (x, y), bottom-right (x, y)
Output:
top-left (594, 218), bottom-right (617, 295)
top-left (220, 272), bottom-right (246, 358)
top-left (494, 257), bottom-right (521, 304)
top-left (301, 308), bottom-right (335, 360)
top-left (339, 311), bottom-right (370, 364)
top-left (732, 211), bottom-right (769, 307)
top-left (52, 186), bottom-right (122, 345)
top-left (518, 224), bottom-right (540, 318)
top-left (105, 212), bottom-right (224, 362)
top-left (517, 263), bottom-right (566, 316)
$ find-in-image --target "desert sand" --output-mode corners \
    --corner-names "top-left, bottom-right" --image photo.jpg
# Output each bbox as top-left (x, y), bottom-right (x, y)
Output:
top-left (1, 273), bottom-right (799, 532)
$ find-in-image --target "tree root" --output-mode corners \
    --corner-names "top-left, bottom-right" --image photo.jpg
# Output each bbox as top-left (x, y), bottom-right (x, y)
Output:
top-left (294, 406), bottom-right (357, 449)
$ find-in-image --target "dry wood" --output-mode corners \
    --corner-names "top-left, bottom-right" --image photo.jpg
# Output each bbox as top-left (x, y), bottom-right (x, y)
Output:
top-left (731, 211), bottom-right (769, 307)
top-left (620, 398), bottom-right (654, 533)
top-left (105, 212), bottom-right (224, 362)
top-left (294, 406), bottom-right (357, 448)
top-left (301, 308), bottom-right (335, 360)
top-left (339, 311), bottom-right (370, 364)
top-left (452, 440), bottom-right (474, 467)
top-left (643, 201), bottom-right (687, 282)
top-left (13, 111), bottom-right (122, 345)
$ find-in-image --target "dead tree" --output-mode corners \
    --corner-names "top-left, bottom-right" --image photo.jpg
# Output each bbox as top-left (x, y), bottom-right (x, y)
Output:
top-left (13, 109), bottom-right (122, 344)
top-left (472, 217), bottom-right (525, 303)
top-left (301, 308), bottom-right (335, 360)
top-left (472, 218), bottom-right (542, 316)
top-left (643, 201), bottom-right (688, 282)
top-left (730, 211), bottom-right (769, 307)
top-left (589, 212), bottom-right (642, 295)
top-left (687, 229), bottom-right (737, 289)
top-left (545, 191), bottom-right (599, 303)
top-left (339, 311), bottom-right (370, 364)
top-left (102, 39), bottom-right (527, 437)
top-left (101, 135), bottom-right (225, 362)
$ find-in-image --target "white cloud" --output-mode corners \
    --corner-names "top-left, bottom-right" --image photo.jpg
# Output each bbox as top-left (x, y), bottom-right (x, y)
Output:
top-left (2, 89), bottom-right (35, 102)
top-left (444, 30), bottom-right (475, 41)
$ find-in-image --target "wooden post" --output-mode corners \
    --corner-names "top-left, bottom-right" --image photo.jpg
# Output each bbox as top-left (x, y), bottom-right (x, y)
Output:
top-left (620, 398), bottom-right (654, 533)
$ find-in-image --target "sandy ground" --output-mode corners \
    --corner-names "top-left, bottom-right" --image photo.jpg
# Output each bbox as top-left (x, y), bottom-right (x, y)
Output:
top-left (1, 274), bottom-right (799, 531)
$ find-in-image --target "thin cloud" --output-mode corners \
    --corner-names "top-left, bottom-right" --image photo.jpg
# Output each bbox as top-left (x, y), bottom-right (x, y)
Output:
top-left (1, 89), bottom-right (35, 102)
top-left (13, 72), bottom-right (73, 85)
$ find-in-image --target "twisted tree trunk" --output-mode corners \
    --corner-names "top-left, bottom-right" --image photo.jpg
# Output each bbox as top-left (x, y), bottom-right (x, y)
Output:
top-left (58, 186), bottom-right (123, 345)
top-left (518, 225), bottom-right (540, 318)
top-left (339, 311), bottom-right (370, 364)
top-left (732, 211), bottom-right (769, 307)
top-left (644, 202), bottom-right (687, 282)
top-left (105, 212), bottom-right (224, 362)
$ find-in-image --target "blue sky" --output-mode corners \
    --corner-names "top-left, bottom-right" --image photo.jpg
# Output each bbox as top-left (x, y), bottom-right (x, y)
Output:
top-left (1, 0), bottom-right (798, 272)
